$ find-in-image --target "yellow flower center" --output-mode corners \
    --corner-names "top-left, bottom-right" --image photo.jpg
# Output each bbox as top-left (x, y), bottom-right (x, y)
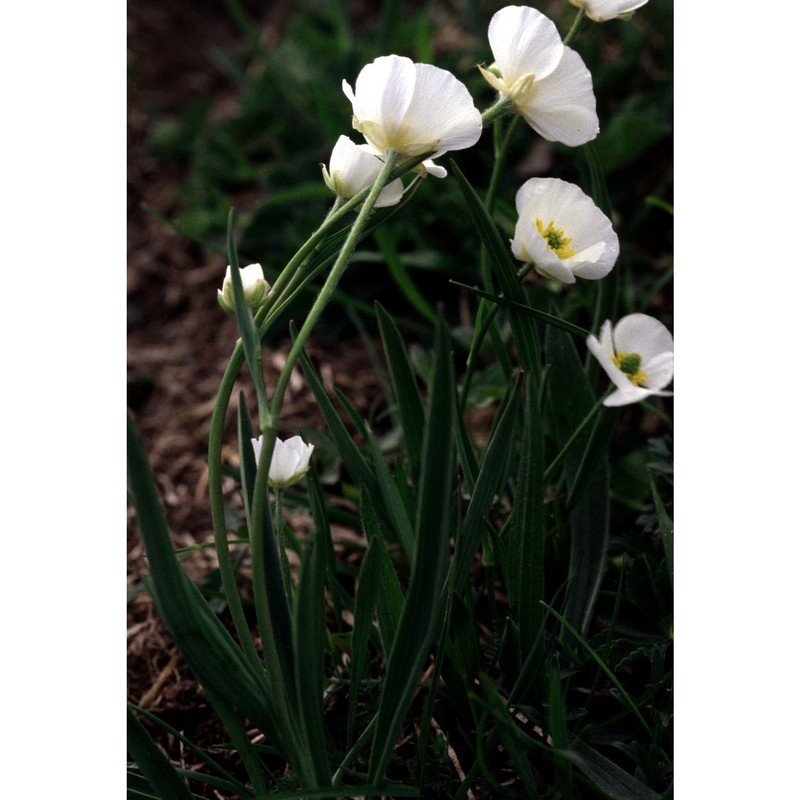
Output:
top-left (536, 219), bottom-right (576, 259)
top-left (613, 352), bottom-right (647, 386)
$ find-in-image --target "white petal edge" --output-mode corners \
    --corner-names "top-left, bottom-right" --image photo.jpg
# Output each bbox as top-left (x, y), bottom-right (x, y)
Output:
top-left (487, 5), bottom-right (564, 86)
top-left (519, 47), bottom-right (599, 147)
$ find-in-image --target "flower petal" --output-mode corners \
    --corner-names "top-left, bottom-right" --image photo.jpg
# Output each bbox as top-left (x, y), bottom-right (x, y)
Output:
top-left (641, 351), bottom-right (674, 391)
top-left (588, 322), bottom-right (630, 395)
top-left (487, 5), bottom-right (564, 86)
top-left (327, 136), bottom-right (403, 207)
top-left (519, 47), bottom-right (598, 147)
top-left (422, 159), bottom-right (447, 178)
top-left (603, 384), bottom-right (653, 407)
top-left (344, 56), bottom-right (481, 159)
top-left (346, 55), bottom-right (417, 152)
top-left (572, 0), bottom-right (649, 23)
top-left (612, 314), bottom-right (673, 363)
top-left (512, 177), bottom-right (617, 282)
top-left (398, 62), bottom-right (483, 155)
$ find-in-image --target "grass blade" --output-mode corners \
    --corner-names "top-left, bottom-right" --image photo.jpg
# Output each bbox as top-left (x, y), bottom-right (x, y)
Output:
top-left (545, 328), bottom-right (609, 638)
top-left (451, 279), bottom-right (591, 338)
top-left (565, 740), bottom-right (661, 800)
top-left (127, 414), bottom-right (278, 737)
top-left (452, 372), bottom-right (522, 593)
top-left (649, 474), bottom-right (674, 586)
top-left (507, 371), bottom-right (546, 655)
top-left (226, 209), bottom-right (269, 424)
top-left (375, 301), bottom-right (426, 486)
top-left (128, 703), bottom-right (253, 797)
top-left (299, 346), bottom-right (382, 502)
top-left (364, 423), bottom-right (415, 560)
top-left (127, 707), bottom-right (194, 800)
top-left (294, 466), bottom-right (333, 785)
top-left (541, 603), bottom-right (653, 739)
top-left (361, 491), bottom-right (405, 654)
top-left (368, 316), bottom-right (456, 781)
top-left (450, 160), bottom-right (540, 372)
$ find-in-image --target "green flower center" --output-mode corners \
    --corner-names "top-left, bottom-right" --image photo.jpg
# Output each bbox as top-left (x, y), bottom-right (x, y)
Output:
top-left (612, 352), bottom-right (647, 386)
top-left (535, 219), bottom-right (576, 259)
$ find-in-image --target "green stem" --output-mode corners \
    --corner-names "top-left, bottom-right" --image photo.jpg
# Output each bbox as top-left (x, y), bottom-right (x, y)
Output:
top-left (248, 428), bottom-right (305, 770)
top-left (541, 602), bottom-right (654, 739)
top-left (563, 8), bottom-right (585, 46)
top-left (544, 393), bottom-right (607, 482)
top-left (485, 114), bottom-right (521, 213)
top-left (208, 343), bottom-right (262, 671)
top-left (481, 96), bottom-right (512, 126)
top-left (331, 716), bottom-right (377, 786)
top-left (268, 149), bottom-right (400, 432)
top-left (241, 150), bottom-right (401, 773)
top-left (274, 488), bottom-right (294, 606)
top-left (461, 113), bottom-right (524, 411)
top-left (640, 399), bottom-right (673, 428)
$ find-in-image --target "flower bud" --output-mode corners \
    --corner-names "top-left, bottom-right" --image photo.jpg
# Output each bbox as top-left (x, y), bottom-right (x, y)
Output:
top-left (217, 263), bottom-right (270, 315)
top-left (252, 434), bottom-right (315, 489)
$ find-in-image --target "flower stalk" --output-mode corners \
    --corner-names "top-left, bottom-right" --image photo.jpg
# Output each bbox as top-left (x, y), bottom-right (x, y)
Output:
top-left (563, 8), bottom-right (586, 46)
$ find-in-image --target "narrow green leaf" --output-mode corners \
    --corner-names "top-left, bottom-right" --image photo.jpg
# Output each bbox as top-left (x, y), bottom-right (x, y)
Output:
top-left (454, 385), bottom-right (480, 492)
top-left (128, 704), bottom-right (253, 797)
top-left (452, 372), bottom-right (522, 593)
top-left (360, 491), bottom-right (404, 655)
top-left (253, 785), bottom-right (421, 799)
top-left (368, 316), bottom-right (456, 782)
top-left (545, 328), bottom-right (609, 638)
top-left (451, 279), bottom-right (591, 338)
top-left (127, 414), bottom-right (277, 737)
top-left (347, 534), bottom-right (382, 749)
top-left (541, 603), bottom-right (653, 739)
top-left (364, 424), bottom-right (415, 561)
top-left (299, 347), bottom-right (382, 502)
top-left (566, 404), bottom-right (620, 512)
top-left (507, 371), bottom-right (546, 655)
top-left (649, 474), bottom-right (674, 586)
top-left (450, 160), bottom-right (540, 372)
top-left (548, 675), bottom-right (574, 800)
top-left (226, 209), bottom-right (269, 423)
top-left (237, 392), bottom-right (257, 534)
top-left (476, 674), bottom-right (539, 798)
top-left (565, 740), bottom-right (661, 800)
top-left (375, 301), bottom-right (426, 486)
top-left (127, 708), bottom-right (194, 800)
top-left (294, 467), bottom-right (333, 786)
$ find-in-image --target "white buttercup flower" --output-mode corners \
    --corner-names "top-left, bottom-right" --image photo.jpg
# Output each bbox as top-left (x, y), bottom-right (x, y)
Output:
top-left (322, 135), bottom-right (404, 208)
top-left (480, 5), bottom-right (598, 147)
top-left (252, 435), bottom-right (315, 489)
top-left (342, 54), bottom-right (482, 178)
top-left (587, 314), bottom-right (673, 407)
top-left (511, 178), bottom-right (618, 284)
top-left (217, 263), bottom-right (270, 314)
top-left (569, 0), bottom-right (649, 22)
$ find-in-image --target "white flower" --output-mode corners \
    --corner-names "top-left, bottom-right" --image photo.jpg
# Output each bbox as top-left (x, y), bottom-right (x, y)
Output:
top-left (252, 435), bottom-right (315, 489)
top-left (568, 0), bottom-right (649, 22)
top-left (322, 135), bottom-right (404, 208)
top-left (480, 5), bottom-right (598, 147)
top-left (217, 263), bottom-right (270, 315)
top-left (587, 314), bottom-right (673, 407)
top-left (342, 54), bottom-right (482, 178)
top-left (511, 177), bottom-right (618, 284)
